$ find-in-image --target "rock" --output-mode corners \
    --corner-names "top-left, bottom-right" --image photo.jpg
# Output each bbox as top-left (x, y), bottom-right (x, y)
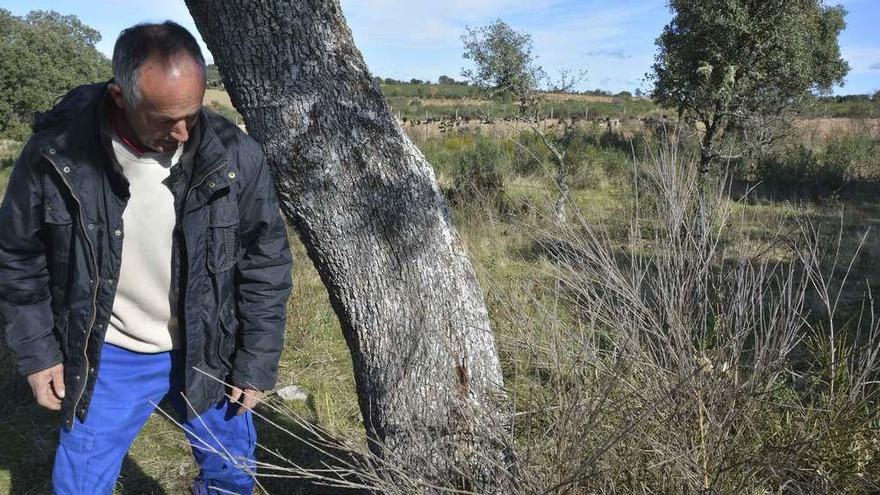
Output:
top-left (276, 385), bottom-right (309, 401)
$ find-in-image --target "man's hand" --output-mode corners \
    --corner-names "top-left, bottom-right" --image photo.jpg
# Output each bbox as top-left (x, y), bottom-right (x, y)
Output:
top-left (229, 386), bottom-right (262, 415)
top-left (27, 363), bottom-right (65, 411)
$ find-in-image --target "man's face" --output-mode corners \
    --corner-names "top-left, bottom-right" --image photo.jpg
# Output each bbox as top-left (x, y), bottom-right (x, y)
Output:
top-left (110, 54), bottom-right (206, 153)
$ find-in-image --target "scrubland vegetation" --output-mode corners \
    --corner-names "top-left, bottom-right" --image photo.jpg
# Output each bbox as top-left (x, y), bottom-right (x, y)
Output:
top-left (2, 3), bottom-right (880, 493)
top-left (2, 100), bottom-right (879, 492)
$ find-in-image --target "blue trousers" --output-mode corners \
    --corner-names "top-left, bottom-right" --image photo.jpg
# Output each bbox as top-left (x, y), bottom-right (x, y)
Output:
top-left (52, 343), bottom-right (256, 494)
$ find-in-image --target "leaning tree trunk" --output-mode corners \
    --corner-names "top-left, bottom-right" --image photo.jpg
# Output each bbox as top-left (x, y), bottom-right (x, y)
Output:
top-left (186, 0), bottom-right (511, 490)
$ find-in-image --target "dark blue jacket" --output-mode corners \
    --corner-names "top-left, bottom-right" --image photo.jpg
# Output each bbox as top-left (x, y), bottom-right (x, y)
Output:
top-left (0, 82), bottom-right (293, 429)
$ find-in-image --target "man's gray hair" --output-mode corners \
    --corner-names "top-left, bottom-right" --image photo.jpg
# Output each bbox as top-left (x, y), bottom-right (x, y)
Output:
top-left (112, 21), bottom-right (207, 106)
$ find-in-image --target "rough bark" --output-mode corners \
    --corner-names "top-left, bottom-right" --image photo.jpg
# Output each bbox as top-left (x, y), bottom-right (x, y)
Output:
top-left (185, 0), bottom-right (510, 489)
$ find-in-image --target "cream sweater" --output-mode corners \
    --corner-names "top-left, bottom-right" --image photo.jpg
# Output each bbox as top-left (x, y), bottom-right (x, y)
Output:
top-left (104, 132), bottom-right (183, 353)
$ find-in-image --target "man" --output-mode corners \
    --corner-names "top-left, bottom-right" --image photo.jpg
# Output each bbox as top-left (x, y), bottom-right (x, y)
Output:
top-left (0, 21), bottom-right (292, 494)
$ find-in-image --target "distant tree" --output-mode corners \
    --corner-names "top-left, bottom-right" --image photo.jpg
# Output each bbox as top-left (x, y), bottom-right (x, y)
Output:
top-left (461, 18), bottom-right (545, 105)
top-left (873, 90), bottom-right (880, 103)
top-left (616, 90), bottom-right (632, 99)
top-left (409, 78), bottom-right (424, 85)
top-left (0, 10), bottom-right (111, 140)
top-left (634, 88), bottom-right (644, 98)
top-left (437, 74), bottom-right (457, 85)
top-left (461, 20), bottom-right (585, 224)
top-left (206, 63), bottom-right (224, 88)
top-left (651, 0), bottom-right (849, 174)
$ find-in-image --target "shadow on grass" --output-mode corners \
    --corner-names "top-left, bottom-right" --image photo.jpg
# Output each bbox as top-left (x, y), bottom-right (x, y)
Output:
top-left (731, 176), bottom-right (880, 203)
top-left (0, 349), bottom-right (164, 494)
top-left (250, 399), bottom-right (370, 495)
top-left (0, 346), bottom-right (368, 494)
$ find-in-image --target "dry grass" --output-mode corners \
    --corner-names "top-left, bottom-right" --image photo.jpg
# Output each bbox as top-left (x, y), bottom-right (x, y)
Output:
top-left (794, 118), bottom-right (880, 146)
top-left (155, 140), bottom-right (880, 494)
top-left (203, 88), bottom-right (233, 108)
top-left (1, 125), bottom-right (879, 493)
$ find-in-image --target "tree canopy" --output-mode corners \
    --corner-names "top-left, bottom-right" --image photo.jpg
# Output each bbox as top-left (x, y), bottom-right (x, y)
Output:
top-left (650, 0), bottom-right (849, 168)
top-left (461, 19), bottom-right (544, 103)
top-left (0, 10), bottom-right (111, 140)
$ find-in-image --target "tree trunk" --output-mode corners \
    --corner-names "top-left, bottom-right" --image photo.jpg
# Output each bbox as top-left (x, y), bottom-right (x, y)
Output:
top-left (696, 119), bottom-right (717, 242)
top-left (185, 0), bottom-right (511, 490)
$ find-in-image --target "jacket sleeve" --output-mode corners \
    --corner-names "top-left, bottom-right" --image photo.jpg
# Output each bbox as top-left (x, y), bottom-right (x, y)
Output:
top-left (0, 141), bottom-right (64, 375)
top-left (231, 143), bottom-right (293, 391)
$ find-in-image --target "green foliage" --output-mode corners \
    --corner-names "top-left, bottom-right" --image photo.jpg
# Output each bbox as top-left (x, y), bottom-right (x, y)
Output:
top-left (511, 127), bottom-right (633, 186)
top-left (651, 0), bottom-right (849, 165)
top-left (824, 132), bottom-right (880, 180)
top-left (0, 10), bottom-right (111, 140)
top-left (386, 96), bottom-right (659, 123)
top-left (380, 82), bottom-right (481, 99)
top-left (451, 136), bottom-right (508, 210)
top-left (0, 140), bottom-right (23, 170)
top-left (437, 75), bottom-right (467, 85)
top-left (419, 133), bottom-right (481, 180)
top-left (207, 101), bottom-right (242, 124)
top-left (802, 95), bottom-right (880, 118)
top-left (755, 144), bottom-right (846, 198)
top-left (421, 126), bottom-right (636, 202)
top-left (754, 132), bottom-right (880, 199)
top-left (0, 163), bottom-right (12, 200)
top-left (460, 19), bottom-right (544, 102)
top-left (566, 137), bottom-right (631, 189)
top-left (3, 117), bottom-right (880, 492)
top-left (206, 63), bottom-right (223, 88)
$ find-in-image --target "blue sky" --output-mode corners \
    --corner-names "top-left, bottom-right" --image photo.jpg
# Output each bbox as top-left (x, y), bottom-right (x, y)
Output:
top-left (4, 0), bottom-right (879, 95)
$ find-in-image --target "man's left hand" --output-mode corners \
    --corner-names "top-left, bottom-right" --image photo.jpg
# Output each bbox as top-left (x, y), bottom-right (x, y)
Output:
top-left (229, 386), bottom-right (262, 415)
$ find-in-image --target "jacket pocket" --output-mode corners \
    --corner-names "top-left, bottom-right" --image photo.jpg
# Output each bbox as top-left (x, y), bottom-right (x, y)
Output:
top-left (207, 200), bottom-right (239, 273)
top-left (43, 197), bottom-right (74, 293)
top-left (44, 198), bottom-right (73, 224)
top-left (43, 198), bottom-right (73, 251)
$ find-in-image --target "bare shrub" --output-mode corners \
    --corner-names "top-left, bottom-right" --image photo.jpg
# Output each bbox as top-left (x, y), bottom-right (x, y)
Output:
top-left (513, 138), bottom-right (880, 493)
top-left (176, 138), bottom-right (880, 494)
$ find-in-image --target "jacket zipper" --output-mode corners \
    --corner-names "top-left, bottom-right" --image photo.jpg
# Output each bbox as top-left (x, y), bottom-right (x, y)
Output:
top-left (44, 152), bottom-right (100, 431)
top-left (173, 159), bottom-right (228, 391)
top-left (186, 159), bottom-right (228, 201)
top-left (44, 153), bottom-right (227, 428)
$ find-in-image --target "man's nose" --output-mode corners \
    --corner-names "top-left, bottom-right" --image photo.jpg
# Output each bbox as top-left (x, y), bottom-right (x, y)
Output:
top-left (170, 120), bottom-right (189, 142)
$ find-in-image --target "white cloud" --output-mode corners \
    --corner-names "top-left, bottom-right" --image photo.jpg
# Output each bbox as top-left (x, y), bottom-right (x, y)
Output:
top-left (341, 0), bottom-right (554, 48)
top-left (842, 46), bottom-right (880, 75)
top-left (340, 0), bottom-right (668, 91)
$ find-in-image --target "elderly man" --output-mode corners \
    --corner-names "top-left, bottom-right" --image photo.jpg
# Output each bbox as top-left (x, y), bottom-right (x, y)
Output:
top-left (0, 21), bottom-right (292, 494)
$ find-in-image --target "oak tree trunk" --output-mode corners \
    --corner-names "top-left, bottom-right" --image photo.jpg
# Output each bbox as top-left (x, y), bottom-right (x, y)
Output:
top-left (186, 0), bottom-right (511, 490)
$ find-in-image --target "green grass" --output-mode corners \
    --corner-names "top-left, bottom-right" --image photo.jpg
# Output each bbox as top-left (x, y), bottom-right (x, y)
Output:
top-left (801, 98), bottom-right (880, 119)
top-left (379, 82), bottom-right (482, 99)
top-left (0, 167), bottom-right (11, 200)
top-left (386, 95), bottom-right (660, 122)
top-left (1, 121), bottom-right (879, 492)
top-left (0, 230), bottom-right (351, 494)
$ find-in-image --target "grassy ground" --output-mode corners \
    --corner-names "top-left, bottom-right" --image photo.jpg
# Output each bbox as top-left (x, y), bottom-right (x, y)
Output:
top-left (2, 175), bottom-right (875, 493)
top-left (206, 85), bottom-right (879, 122)
top-left (0, 228), bottom-right (358, 494)
top-left (0, 120), bottom-right (878, 492)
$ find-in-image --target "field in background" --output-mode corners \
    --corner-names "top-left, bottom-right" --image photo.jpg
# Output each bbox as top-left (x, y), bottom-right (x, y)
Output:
top-left (0, 88), bottom-right (879, 492)
top-left (207, 84), bottom-right (880, 123)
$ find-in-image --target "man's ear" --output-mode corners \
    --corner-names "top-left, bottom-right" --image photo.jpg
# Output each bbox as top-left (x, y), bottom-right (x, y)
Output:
top-left (107, 83), bottom-right (127, 110)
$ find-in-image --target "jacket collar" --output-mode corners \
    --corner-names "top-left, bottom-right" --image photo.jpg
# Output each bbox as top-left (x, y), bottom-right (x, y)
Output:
top-left (41, 81), bottom-right (231, 197)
